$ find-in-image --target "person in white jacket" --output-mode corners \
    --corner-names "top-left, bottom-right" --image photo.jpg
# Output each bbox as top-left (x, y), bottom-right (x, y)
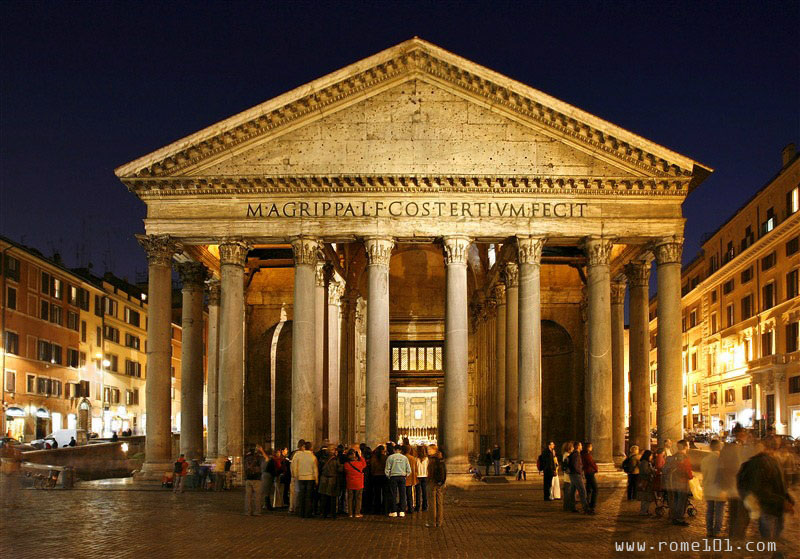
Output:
top-left (291, 441), bottom-right (319, 518)
top-left (700, 439), bottom-right (727, 538)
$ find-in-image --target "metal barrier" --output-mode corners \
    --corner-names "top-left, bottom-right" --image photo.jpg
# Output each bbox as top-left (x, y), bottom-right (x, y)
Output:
top-left (20, 462), bottom-right (75, 489)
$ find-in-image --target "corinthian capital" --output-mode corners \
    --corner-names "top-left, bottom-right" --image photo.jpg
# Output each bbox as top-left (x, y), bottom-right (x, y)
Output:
top-left (206, 279), bottom-right (221, 305)
top-left (492, 282), bottom-right (506, 304)
top-left (653, 236), bottom-right (683, 265)
top-left (517, 236), bottom-right (545, 265)
top-left (583, 237), bottom-right (614, 267)
top-left (443, 236), bottom-right (471, 266)
top-left (364, 237), bottom-right (394, 268)
top-left (328, 280), bottom-right (344, 305)
top-left (219, 240), bottom-right (251, 267)
top-left (624, 259), bottom-right (652, 287)
top-left (290, 237), bottom-right (319, 267)
top-left (136, 234), bottom-right (183, 267)
top-left (503, 262), bottom-right (519, 288)
top-left (611, 280), bottom-right (627, 304)
top-left (176, 262), bottom-right (210, 289)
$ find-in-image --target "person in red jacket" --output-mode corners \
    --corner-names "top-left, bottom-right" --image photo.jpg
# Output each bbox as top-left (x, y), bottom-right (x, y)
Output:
top-left (581, 442), bottom-right (599, 513)
top-left (344, 448), bottom-right (367, 518)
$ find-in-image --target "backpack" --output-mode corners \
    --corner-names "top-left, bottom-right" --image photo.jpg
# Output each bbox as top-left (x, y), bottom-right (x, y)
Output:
top-left (622, 456), bottom-right (634, 474)
top-left (661, 455), bottom-right (678, 490)
top-left (173, 460), bottom-right (182, 474)
top-left (244, 453), bottom-right (261, 477)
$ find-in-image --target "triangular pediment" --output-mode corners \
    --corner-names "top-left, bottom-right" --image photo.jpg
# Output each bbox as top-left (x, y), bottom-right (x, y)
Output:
top-left (116, 38), bottom-right (711, 191)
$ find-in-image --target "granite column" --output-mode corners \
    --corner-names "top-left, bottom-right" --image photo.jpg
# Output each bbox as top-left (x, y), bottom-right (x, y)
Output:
top-left (625, 259), bottom-right (652, 452)
top-left (291, 237), bottom-right (318, 446)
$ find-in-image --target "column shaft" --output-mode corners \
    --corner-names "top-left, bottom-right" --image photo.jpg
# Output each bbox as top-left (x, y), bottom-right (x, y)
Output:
top-left (655, 237), bottom-right (684, 446)
top-left (328, 281), bottom-right (343, 443)
top-left (504, 263), bottom-right (519, 459)
top-left (137, 235), bottom-right (182, 474)
top-left (314, 263), bottom-right (325, 444)
top-left (443, 236), bottom-right (471, 469)
top-left (611, 280), bottom-right (627, 457)
top-left (291, 238), bottom-right (318, 446)
top-left (493, 284), bottom-right (506, 451)
top-left (177, 262), bottom-right (209, 460)
top-left (585, 237), bottom-right (614, 463)
top-left (517, 237), bottom-right (543, 462)
top-left (626, 260), bottom-right (652, 452)
top-left (205, 280), bottom-right (221, 457)
top-left (364, 238), bottom-right (393, 446)
top-left (218, 241), bottom-right (249, 464)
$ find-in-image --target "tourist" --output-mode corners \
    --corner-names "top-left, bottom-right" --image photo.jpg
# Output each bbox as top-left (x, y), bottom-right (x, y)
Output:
top-left (718, 424), bottom-right (756, 539)
top-left (361, 445), bottom-right (373, 513)
top-left (425, 444), bottom-right (447, 528)
top-left (68, 436), bottom-right (77, 447)
top-left (537, 442), bottom-right (558, 501)
top-left (314, 441), bottom-right (331, 515)
top-left (700, 439), bottom-right (726, 537)
top-left (267, 448), bottom-right (287, 508)
top-left (280, 447), bottom-right (290, 506)
top-left (567, 441), bottom-right (592, 514)
top-left (561, 441), bottom-right (575, 511)
top-left (260, 446), bottom-right (275, 511)
top-left (243, 445), bottom-right (266, 516)
top-left (637, 450), bottom-right (656, 516)
top-left (737, 435), bottom-right (795, 549)
top-left (415, 445), bottom-right (429, 512)
top-left (491, 444), bottom-right (501, 476)
top-left (291, 441), bottom-right (318, 518)
top-left (319, 444), bottom-right (343, 519)
top-left (666, 439), bottom-right (693, 526)
top-left (622, 445), bottom-right (640, 500)
top-left (663, 439), bottom-right (673, 457)
top-left (370, 445), bottom-right (389, 514)
top-left (385, 444), bottom-right (411, 517)
top-left (111, 432), bottom-right (118, 442)
top-left (173, 453), bottom-right (188, 493)
top-left (287, 439), bottom-right (305, 512)
top-left (516, 460), bottom-right (527, 480)
top-left (581, 441), bottom-right (598, 512)
top-left (483, 448), bottom-right (492, 477)
top-left (213, 454), bottom-right (227, 491)
top-left (403, 444), bottom-right (419, 514)
top-left (344, 448), bottom-right (367, 518)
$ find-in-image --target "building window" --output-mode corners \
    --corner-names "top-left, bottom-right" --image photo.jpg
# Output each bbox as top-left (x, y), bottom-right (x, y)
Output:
top-left (691, 351), bottom-right (698, 371)
top-left (726, 304), bottom-right (734, 328)
top-left (762, 283), bottom-right (775, 311)
top-left (108, 354), bottom-right (119, 373)
top-left (133, 389), bottom-right (140, 405)
top-left (724, 388), bottom-right (735, 404)
top-left (79, 351), bottom-right (87, 368)
top-left (761, 331), bottom-right (774, 357)
top-left (761, 207), bottom-right (776, 236)
top-left (125, 360), bottom-right (142, 377)
top-left (3, 331), bottom-right (19, 355)
top-left (711, 289), bottom-right (718, 303)
top-left (94, 295), bottom-right (103, 317)
top-left (692, 382), bottom-right (699, 396)
top-left (37, 340), bottom-right (52, 362)
top-left (77, 288), bottom-right (90, 311)
top-left (6, 286), bottom-right (16, 310)
top-left (81, 320), bottom-right (87, 343)
top-left (50, 304), bottom-right (62, 326)
top-left (741, 267), bottom-right (753, 284)
top-left (689, 309), bottom-right (698, 328)
top-left (709, 391), bottom-right (718, 406)
top-left (66, 310), bottom-right (79, 331)
top-left (789, 375), bottom-right (800, 394)
top-left (40, 272), bottom-right (50, 295)
top-left (788, 186), bottom-right (799, 216)
top-left (96, 326), bottom-right (102, 346)
top-left (709, 254), bottom-right (719, 274)
top-left (4, 255), bottom-right (20, 282)
top-left (787, 236), bottom-right (799, 257)
top-left (52, 344), bottom-right (62, 365)
top-left (761, 252), bottom-right (776, 271)
top-left (40, 299), bottom-right (49, 321)
top-left (741, 295), bottom-right (753, 320)
top-left (723, 279), bottom-right (734, 294)
top-left (124, 333), bottom-right (141, 350)
top-left (652, 393), bottom-right (657, 403)
top-left (103, 298), bottom-right (117, 318)
top-left (124, 307), bottom-right (140, 327)
top-left (51, 380), bottom-right (62, 397)
top-left (724, 241), bottom-right (735, 264)
top-left (682, 316), bottom-right (687, 333)
top-left (68, 285), bottom-right (78, 306)
top-left (52, 278), bottom-right (62, 299)
top-left (5, 370), bottom-right (16, 393)
top-left (742, 385), bottom-right (752, 400)
top-left (37, 377), bottom-right (51, 395)
top-left (67, 348), bottom-right (79, 368)
top-left (787, 269), bottom-right (799, 300)
top-left (787, 322), bottom-right (799, 353)
top-left (103, 325), bottom-right (120, 344)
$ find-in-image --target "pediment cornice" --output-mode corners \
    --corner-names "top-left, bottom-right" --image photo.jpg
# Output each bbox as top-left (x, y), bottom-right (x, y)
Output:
top-left (124, 173), bottom-right (691, 197)
top-left (115, 38), bottom-right (711, 188)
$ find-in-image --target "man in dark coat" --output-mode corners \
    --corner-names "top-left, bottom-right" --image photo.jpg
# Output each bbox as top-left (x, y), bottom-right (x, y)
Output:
top-left (568, 441), bottom-right (591, 514)
top-left (537, 441), bottom-right (558, 501)
top-left (491, 444), bottom-right (501, 476)
top-left (581, 442), bottom-right (599, 512)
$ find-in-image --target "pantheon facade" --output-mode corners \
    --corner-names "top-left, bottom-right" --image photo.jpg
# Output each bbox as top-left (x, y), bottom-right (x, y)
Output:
top-left (116, 39), bottom-right (711, 475)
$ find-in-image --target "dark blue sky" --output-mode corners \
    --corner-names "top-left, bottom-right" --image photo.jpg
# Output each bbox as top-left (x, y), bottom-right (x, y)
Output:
top-left (1, 1), bottom-right (798, 284)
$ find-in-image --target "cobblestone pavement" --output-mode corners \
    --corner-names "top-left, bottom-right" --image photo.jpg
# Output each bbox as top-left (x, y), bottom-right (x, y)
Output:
top-left (1, 476), bottom-right (797, 559)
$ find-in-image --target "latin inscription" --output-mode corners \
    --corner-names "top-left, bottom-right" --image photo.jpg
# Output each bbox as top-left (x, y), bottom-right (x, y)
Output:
top-left (245, 200), bottom-right (588, 219)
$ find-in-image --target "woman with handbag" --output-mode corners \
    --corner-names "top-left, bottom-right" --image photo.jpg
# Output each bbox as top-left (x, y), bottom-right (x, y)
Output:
top-left (637, 450), bottom-right (656, 516)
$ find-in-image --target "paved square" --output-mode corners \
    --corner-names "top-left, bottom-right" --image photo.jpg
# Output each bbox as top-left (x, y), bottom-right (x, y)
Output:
top-left (1, 477), bottom-right (797, 558)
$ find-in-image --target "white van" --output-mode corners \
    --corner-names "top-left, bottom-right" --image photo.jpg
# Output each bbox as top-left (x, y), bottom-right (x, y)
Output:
top-left (32, 429), bottom-right (88, 449)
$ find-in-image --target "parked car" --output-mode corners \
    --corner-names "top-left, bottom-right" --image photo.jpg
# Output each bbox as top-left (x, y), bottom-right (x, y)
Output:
top-left (31, 429), bottom-right (89, 449)
top-left (0, 437), bottom-right (37, 452)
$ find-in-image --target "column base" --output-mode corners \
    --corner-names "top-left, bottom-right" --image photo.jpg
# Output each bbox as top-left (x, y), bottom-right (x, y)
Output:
top-left (132, 460), bottom-right (174, 483)
top-left (595, 461), bottom-right (628, 488)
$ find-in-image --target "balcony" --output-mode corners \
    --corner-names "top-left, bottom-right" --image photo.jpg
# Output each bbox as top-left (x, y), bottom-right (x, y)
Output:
top-left (747, 354), bottom-right (786, 370)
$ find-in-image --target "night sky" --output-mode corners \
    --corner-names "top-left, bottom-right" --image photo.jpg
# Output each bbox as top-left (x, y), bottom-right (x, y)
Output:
top-left (1, 1), bottom-right (798, 286)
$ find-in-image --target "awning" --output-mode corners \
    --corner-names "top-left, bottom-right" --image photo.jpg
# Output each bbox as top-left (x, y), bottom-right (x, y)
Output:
top-left (35, 408), bottom-right (50, 418)
top-left (6, 407), bottom-right (25, 418)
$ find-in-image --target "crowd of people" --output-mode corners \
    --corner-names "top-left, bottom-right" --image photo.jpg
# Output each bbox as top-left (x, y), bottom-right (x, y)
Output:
top-left (240, 438), bottom-right (447, 527)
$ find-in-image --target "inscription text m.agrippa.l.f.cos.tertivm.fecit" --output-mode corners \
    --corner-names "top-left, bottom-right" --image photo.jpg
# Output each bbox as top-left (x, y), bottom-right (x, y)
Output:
top-left (245, 200), bottom-right (589, 219)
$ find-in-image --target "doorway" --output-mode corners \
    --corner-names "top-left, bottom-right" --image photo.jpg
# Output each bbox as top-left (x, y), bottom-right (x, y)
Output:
top-left (395, 386), bottom-right (438, 445)
top-left (389, 341), bottom-right (444, 444)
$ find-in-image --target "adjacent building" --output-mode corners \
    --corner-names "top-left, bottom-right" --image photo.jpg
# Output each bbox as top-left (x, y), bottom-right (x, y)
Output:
top-left (648, 145), bottom-right (800, 438)
top-left (1, 236), bottom-right (203, 442)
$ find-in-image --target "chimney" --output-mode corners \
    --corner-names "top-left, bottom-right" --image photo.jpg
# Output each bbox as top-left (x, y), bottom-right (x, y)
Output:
top-left (782, 143), bottom-right (797, 167)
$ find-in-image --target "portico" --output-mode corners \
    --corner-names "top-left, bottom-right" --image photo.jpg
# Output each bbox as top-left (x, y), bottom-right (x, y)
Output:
top-left (117, 38), bottom-right (710, 475)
